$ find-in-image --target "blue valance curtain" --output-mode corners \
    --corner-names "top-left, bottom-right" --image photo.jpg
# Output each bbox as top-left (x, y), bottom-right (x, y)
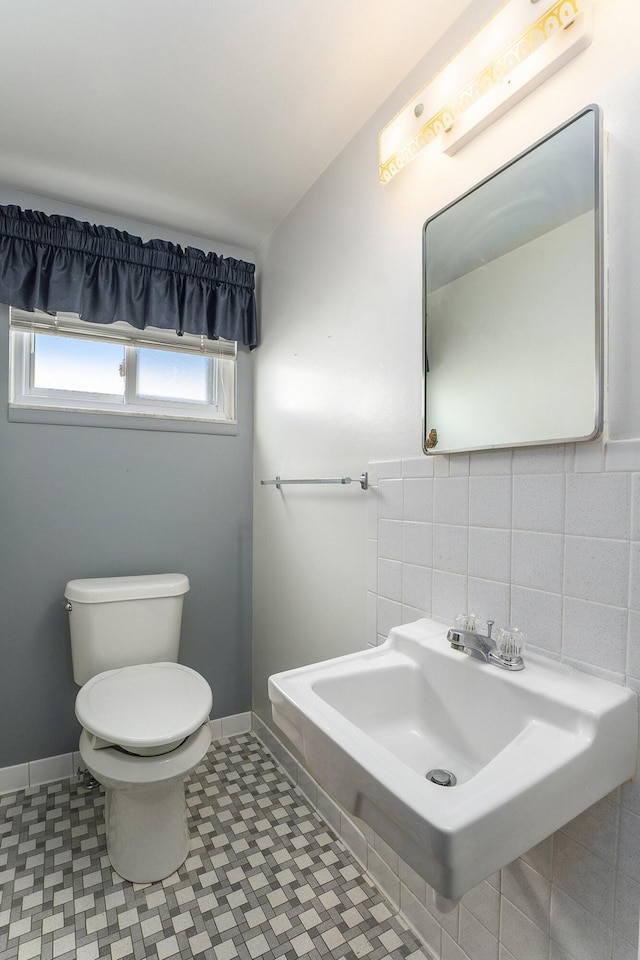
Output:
top-left (0, 205), bottom-right (258, 348)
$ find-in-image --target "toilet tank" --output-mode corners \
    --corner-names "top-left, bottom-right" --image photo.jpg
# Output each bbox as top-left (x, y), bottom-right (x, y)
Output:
top-left (65, 574), bottom-right (190, 685)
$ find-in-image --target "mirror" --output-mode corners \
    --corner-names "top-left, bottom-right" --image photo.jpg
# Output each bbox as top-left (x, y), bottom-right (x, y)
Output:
top-left (422, 105), bottom-right (602, 455)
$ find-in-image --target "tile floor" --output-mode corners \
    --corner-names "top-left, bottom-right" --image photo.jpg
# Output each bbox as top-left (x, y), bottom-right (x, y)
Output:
top-left (0, 733), bottom-right (430, 960)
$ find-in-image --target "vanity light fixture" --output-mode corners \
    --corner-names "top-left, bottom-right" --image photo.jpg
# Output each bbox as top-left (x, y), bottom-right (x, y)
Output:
top-left (378, 0), bottom-right (593, 183)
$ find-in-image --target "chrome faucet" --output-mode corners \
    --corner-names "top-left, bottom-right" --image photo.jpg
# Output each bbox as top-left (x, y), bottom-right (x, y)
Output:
top-left (447, 618), bottom-right (525, 671)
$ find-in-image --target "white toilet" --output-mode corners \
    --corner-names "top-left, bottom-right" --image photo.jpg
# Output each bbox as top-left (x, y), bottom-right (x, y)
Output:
top-left (65, 573), bottom-right (213, 883)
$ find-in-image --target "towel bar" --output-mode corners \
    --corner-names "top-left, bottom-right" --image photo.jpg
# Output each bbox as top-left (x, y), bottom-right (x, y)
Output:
top-left (261, 473), bottom-right (368, 491)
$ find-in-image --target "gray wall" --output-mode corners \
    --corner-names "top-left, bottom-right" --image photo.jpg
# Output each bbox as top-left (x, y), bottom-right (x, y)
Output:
top-left (0, 191), bottom-right (254, 767)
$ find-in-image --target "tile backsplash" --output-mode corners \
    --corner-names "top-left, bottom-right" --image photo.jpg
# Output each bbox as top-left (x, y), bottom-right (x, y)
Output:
top-left (366, 443), bottom-right (640, 960)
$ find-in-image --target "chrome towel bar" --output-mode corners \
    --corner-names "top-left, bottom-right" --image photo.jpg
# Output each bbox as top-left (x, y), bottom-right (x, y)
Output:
top-left (261, 472), bottom-right (368, 491)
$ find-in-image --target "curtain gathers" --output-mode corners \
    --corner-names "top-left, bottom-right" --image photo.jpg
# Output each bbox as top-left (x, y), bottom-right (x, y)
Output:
top-left (0, 205), bottom-right (258, 348)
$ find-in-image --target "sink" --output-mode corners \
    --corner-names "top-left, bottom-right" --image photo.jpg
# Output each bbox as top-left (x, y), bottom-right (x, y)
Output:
top-left (268, 618), bottom-right (637, 899)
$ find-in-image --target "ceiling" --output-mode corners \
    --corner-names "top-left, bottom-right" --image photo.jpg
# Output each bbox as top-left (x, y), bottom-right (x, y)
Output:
top-left (0, 0), bottom-right (472, 251)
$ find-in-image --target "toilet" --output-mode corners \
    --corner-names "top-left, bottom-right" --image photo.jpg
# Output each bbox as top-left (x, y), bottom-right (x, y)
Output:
top-left (65, 573), bottom-right (213, 883)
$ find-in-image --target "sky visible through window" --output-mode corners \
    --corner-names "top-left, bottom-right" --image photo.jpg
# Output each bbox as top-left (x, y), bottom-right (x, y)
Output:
top-left (33, 334), bottom-right (210, 403)
top-left (137, 348), bottom-right (209, 403)
top-left (33, 335), bottom-right (124, 396)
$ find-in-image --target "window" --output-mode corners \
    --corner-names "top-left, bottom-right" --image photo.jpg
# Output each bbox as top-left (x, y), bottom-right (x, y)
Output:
top-left (9, 309), bottom-right (236, 429)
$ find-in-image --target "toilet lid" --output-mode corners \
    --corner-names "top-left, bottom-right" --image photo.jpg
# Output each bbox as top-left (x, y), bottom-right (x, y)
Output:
top-left (75, 662), bottom-right (213, 751)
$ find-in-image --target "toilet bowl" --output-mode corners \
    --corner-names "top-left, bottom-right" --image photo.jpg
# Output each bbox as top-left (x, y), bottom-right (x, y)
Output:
top-left (79, 723), bottom-right (212, 883)
top-left (65, 574), bottom-right (214, 883)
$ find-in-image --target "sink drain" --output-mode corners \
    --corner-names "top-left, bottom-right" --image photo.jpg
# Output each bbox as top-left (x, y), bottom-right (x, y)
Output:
top-left (426, 768), bottom-right (457, 787)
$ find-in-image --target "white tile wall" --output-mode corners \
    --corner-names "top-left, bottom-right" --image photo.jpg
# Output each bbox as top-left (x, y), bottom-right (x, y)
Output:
top-left (366, 445), bottom-right (640, 960)
top-left (0, 762), bottom-right (29, 794)
top-left (28, 753), bottom-right (75, 787)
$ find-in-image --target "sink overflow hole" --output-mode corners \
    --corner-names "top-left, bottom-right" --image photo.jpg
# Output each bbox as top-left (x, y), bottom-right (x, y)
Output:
top-left (426, 768), bottom-right (457, 787)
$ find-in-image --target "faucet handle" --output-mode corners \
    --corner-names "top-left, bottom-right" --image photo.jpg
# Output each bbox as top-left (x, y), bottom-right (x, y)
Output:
top-left (454, 613), bottom-right (478, 632)
top-left (496, 626), bottom-right (525, 660)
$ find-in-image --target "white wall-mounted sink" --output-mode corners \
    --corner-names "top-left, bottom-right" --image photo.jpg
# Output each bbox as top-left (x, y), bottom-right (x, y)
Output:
top-left (268, 618), bottom-right (637, 899)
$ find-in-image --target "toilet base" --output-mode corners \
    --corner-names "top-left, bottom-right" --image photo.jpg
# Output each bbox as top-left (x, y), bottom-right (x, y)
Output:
top-left (105, 780), bottom-right (189, 883)
top-left (79, 723), bottom-right (212, 883)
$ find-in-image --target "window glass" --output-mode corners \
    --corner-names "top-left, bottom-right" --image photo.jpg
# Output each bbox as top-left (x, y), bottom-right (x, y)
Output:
top-left (33, 334), bottom-right (125, 397)
top-left (136, 349), bottom-right (211, 404)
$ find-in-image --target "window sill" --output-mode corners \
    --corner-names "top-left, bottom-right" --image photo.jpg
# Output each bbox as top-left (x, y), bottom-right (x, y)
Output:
top-left (8, 404), bottom-right (238, 436)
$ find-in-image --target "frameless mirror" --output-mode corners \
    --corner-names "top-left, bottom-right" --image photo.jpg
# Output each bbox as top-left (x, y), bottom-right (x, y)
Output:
top-left (423, 105), bottom-right (602, 455)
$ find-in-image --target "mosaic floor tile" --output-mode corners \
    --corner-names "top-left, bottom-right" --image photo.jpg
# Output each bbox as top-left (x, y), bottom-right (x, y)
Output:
top-left (0, 734), bottom-right (431, 960)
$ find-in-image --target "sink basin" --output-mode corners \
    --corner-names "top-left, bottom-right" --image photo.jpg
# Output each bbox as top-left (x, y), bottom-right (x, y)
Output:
top-left (268, 618), bottom-right (637, 899)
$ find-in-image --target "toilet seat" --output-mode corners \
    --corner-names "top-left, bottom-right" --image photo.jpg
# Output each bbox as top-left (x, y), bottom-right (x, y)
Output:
top-left (79, 722), bottom-right (212, 788)
top-left (75, 662), bottom-right (213, 754)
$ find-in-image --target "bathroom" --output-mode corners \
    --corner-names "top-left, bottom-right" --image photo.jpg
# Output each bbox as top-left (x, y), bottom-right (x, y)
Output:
top-left (2, 0), bottom-right (640, 958)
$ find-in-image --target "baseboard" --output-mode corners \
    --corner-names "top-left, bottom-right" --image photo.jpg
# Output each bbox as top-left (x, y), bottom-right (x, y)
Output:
top-left (0, 712), bottom-right (253, 796)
